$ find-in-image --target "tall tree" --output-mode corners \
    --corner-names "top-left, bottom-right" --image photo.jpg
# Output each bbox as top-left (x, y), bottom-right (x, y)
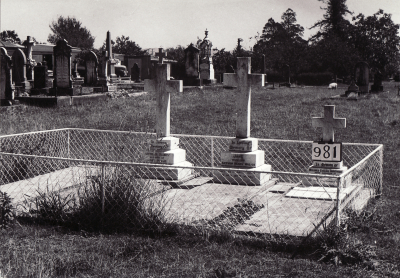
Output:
top-left (99, 35), bottom-right (145, 56)
top-left (310, 0), bottom-right (352, 40)
top-left (1, 30), bottom-right (21, 44)
top-left (48, 16), bottom-right (95, 49)
top-left (351, 9), bottom-right (400, 76)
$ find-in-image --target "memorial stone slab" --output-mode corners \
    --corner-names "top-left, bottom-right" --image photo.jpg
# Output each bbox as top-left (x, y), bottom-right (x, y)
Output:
top-left (131, 63), bottom-right (141, 82)
top-left (24, 36), bottom-right (35, 80)
top-left (354, 61), bottom-right (370, 94)
top-left (12, 48), bottom-right (31, 90)
top-left (371, 70), bottom-right (383, 92)
top-left (51, 39), bottom-right (73, 96)
top-left (0, 47), bottom-right (14, 104)
top-left (31, 61), bottom-right (50, 95)
top-left (143, 64), bottom-right (193, 181)
top-left (84, 51), bottom-right (98, 86)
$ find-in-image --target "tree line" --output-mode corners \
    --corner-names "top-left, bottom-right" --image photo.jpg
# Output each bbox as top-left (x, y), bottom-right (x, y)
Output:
top-left (2, 0), bottom-right (399, 82)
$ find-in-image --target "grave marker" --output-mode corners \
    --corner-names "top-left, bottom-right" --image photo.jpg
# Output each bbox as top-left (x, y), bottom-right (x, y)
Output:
top-left (305, 105), bottom-right (350, 186)
top-left (143, 64), bottom-right (192, 181)
top-left (31, 61), bottom-right (50, 95)
top-left (155, 48), bottom-right (167, 64)
top-left (84, 51), bottom-right (98, 86)
top-left (0, 47), bottom-right (14, 105)
top-left (106, 31), bottom-right (118, 82)
top-left (51, 39), bottom-right (73, 96)
top-left (12, 48), bottom-right (31, 91)
top-left (355, 61), bottom-right (370, 94)
top-left (131, 63), bottom-right (140, 82)
top-left (216, 57), bottom-right (271, 185)
top-left (24, 36), bottom-right (35, 80)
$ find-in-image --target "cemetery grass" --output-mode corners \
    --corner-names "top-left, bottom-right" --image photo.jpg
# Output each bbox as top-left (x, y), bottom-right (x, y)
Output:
top-left (0, 83), bottom-right (400, 277)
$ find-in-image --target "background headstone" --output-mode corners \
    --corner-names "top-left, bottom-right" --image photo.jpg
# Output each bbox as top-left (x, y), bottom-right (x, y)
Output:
top-left (31, 61), bottom-right (49, 95)
top-left (371, 70), bottom-right (383, 92)
top-left (84, 51), bottom-right (98, 86)
top-left (51, 39), bottom-right (73, 96)
top-left (12, 48), bottom-right (31, 90)
top-left (131, 63), bottom-right (141, 82)
top-left (0, 47), bottom-right (14, 104)
top-left (183, 43), bottom-right (200, 86)
top-left (354, 61), bottom-right (369, 94)
top-left (24, 36), bottom-right (35, 81)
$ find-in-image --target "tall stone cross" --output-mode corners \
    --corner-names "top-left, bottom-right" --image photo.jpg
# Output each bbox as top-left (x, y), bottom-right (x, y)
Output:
top-left (224, 57), bottom-right (265, 138)
top-left (155, 48), bottom-right (166, 64)
top-left (312, 105), bottom-right (346, 142)
top-left (144, 64), bottom-right (183, 137)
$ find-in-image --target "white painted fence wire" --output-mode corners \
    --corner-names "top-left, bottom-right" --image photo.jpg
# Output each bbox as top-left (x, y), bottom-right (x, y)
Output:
top-left (0, 129), bottom-right (382, 243)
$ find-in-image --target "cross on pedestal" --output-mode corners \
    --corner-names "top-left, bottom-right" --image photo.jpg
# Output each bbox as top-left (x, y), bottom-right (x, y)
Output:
top-left (224, 57), bottom-right (265, 138)
top-left (155, 48), bottom-right (167, 64)
top-left (144, 64), bottom-right (183, 137)
top-left (312, 105), bottom-right (346, 142)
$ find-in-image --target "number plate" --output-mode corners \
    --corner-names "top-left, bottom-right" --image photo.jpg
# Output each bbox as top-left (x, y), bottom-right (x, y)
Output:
top-left (312, 142), bottom-right (342, 162)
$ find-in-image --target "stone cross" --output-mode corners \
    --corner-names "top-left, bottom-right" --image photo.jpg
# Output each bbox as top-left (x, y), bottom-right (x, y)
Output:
top-left (144, 64), bottom-right (183, 137)
top-left (155, 48), bottom-right (166, 64)
top-left (224, 57), bottom-right (265, 138)
top-left (312, 105), bottom-right (346, 142)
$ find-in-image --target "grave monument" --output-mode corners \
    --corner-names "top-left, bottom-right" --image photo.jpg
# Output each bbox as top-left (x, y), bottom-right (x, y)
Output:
top-left (303, 105), bottom-right (350, 187)
top-left (50, 39), bottom-right (73, 96)
top-left (355, 61), bottom-right (370, 94)
top-left (11, 48), bottom-right (31, 92)
top-left (131, 63), bottom-right (140, 82)
top-left (143, 64), bottom-right (192, 181)
top-left (183, 43), bottom-right (200, 86)
top-left (215, 57), bottom-right (269, 185)
top-left (84, 51), bottom-right (98, 86)
top-left (371, 70), bottom-right (383, 92)
top-left (106, 31), bottom-right (118, 83)
top-left (24, 36), bottom-right (36, 81)
top-left (0, 47), bottom-right (15, 105)
top-left (198, 29), bottom-right (216, 85)
top-left (31, 62), bottom-right (50, 95)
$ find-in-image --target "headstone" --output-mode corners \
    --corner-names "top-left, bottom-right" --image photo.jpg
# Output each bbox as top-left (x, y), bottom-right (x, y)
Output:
top-left (215, 57), bottom-right (270, 185)
top-left (51, 39), bottom-right (73, 96)
top-left (371, 70), bottom-right (383, 92)
top-left (24, 36), bottom-right (36, 80)
top-left (131, 63), bottom-right (140, 82)
top-left (354, 61), bottom-right (369, 94)
top-left (98, 51), bottom-right (108, 86)
top-left (345, 79), bottom-right (359, 96)
top-left (303, 105), bottom-right (350, 187)
top-left (106, 31), bottom-right (118, 82)
top-left (183, 43), bottom-right (200, 86)
top-left (143, 64), bottom-right (192, 181)
top-left (198, 30), bottom-right (217, 85)
top-left (84, 51), bottom-right (98, 86)
top-left (0, 47), bottom-right (15, 105)
top-left (155, 48), bottom-right (167, 64)
top-left (31, 61), bottom-right (50, 95)
top-left (12, 48), bottom-right (31, 91)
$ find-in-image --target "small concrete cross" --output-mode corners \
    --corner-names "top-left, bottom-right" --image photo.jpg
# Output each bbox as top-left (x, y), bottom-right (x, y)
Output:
top-left (312, 105), bottom-right (346, 142)
top-left (224, 57), bottom-right (265, 138)
top-left (155, 48), bottom-right (167, 64)
top-left (144, 64), bottom-right (183, 137)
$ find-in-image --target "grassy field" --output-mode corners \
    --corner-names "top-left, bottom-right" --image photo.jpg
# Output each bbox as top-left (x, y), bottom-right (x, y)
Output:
top-left (0, 83), bottom-right (400, 277)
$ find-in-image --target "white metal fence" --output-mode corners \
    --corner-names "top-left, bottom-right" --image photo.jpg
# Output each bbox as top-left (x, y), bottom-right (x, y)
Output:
top-left (0, 128), bottom-right (382, 242)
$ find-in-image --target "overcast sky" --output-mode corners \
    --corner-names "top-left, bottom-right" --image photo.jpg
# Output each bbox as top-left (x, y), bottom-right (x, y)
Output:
top-left (2, 0), bottom-right (400, 51)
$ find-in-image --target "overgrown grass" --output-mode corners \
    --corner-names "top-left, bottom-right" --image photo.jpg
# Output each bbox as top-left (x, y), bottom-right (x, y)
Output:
top-left (1, 83), bottom-right (400, 276)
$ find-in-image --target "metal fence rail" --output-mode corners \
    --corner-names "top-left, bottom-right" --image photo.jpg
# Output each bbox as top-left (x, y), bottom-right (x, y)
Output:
top-left (0, 128), bottom-right (382, 243)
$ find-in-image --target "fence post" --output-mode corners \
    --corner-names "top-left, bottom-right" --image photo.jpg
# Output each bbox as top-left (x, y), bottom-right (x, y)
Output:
top-left (211, 137), bottom-right (214, 167)
top-left (101, 163), bottom-right (105, 215)
top-left (378, 146), bottom-right (383, 196)
top-left (335, 177), bottom-right (341, 232)
top-left (67, 129), bottom-right (70, 159)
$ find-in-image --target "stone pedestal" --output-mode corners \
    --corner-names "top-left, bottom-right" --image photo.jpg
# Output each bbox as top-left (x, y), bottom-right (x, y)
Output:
top-left (214, 137), bottom-right (272, 186)
top-left (144, 137), bottom-right (194, 181)
top-left (302, 161), bottom-right (352, 187)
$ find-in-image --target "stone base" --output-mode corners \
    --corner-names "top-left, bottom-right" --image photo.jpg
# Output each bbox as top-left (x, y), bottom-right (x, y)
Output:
top-left (229, 137), bottom-right (258, 152)
top-left (0, 99), bottom-right (19, 106)
top-left (49, 87), bottom-right (74, 96)
top-left (221, 150), bottom-right (265, 168)
top-left (213, 164), bottom-right (272, 186)
top-left (138, 161), bottom-right (194, 180)
top-left (145, 148), bottom-right (187, 165)
top-left (148, 137), bottom-right (180, 151)
top-left (302, 165), bottom-right (352, 187)
top-left (72, 79), bottom-right (84, 86)
top-left (202, 78), bottom-right (217, 85)
top-left (371, 85), bottom-right (383, 92)
top-left (30, 88), bottom-right (49, 95)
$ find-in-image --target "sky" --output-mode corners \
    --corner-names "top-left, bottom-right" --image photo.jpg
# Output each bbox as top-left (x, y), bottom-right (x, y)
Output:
top-left (1, 0), bottom-right (400, 51)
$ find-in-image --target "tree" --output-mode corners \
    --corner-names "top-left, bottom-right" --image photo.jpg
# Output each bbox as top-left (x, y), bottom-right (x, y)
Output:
top-left (212, 48), bottom-right (235, 72)
top-left (99, 35), bottom-right (145, 56)
top-left (310, 0), bottom-right (353, 41)
top-left (48, 16), bottom-right (95, 49)
top-left (1, 30), bottom-right (21, 44)
top-left (350, 9), bottom-right (400, 76)
top-left (253, 9), bottom-right (307, 75)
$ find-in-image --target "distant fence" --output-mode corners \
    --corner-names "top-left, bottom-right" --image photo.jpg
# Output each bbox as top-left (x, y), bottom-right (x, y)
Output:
top-left (0, 129), bottom-right (382, 243)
